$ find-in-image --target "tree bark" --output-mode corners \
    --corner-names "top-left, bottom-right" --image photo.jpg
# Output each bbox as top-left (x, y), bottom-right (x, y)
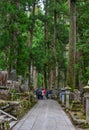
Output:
top-left (33, 66), bottom-right (38, 89)
top-left (28, 1), bottom-right (36, 90)
top-left (43, 0), bottom-right (49, 89)
top-left (52, 0), bottom-right (57, 89)
top-left (67, 0), bottom-right (76, 89)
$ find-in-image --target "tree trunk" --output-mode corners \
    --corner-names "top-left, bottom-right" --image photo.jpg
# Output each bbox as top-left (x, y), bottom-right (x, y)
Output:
top-left (67, 0), bottom-right (76, 89)
top-left (28, 1), bottom-right (36, 90)
top-left (33, 66), bottom-right (38, 90)
top-left (53, 2), bottom-right (57, 61)
top-left (52, 0), bottom-right (57, 89)
top-left (44, 0), bottom-right (49, 89)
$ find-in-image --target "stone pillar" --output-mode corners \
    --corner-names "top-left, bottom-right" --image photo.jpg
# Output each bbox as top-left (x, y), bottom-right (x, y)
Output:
top-left (65, 86), bottom-right (71, 108)
top-left (61, 88), bottom-right (65, 105)
top-left (59, 89), bottom-right (61, 101)
top-left (84, 82), bottom-right (89, 123)
top-left (24, 78), bottom-right (29, 91)
top-left (18, 75), bottom-right (22, 84)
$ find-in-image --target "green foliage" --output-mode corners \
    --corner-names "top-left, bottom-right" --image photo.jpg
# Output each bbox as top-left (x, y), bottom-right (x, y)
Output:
top-left (0, 53), bottom-right (7, 69)
top-left (0, 0), bottom-right (88, 90)
top-left (38, 73), bottom-right (43, 87)
top-left (0, 0), bottom-right (29, 75)
top-left (76, 1), bottom-right (89, 84)
top-left (10, 89), bottom-right (20, 100)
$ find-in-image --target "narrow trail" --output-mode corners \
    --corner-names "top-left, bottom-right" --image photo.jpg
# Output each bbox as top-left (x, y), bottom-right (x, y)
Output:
top-left (13, 100), bottom-right (76, 130)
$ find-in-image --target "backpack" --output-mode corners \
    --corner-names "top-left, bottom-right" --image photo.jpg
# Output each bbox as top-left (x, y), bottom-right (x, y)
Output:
top-left (39, 90), bottom-right (42, 95)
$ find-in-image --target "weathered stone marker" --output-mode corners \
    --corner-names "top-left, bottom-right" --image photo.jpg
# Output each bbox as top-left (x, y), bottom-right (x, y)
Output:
top-left (84, 81), bottom-right (89, 123)
top-left (18, 75), bottom-right (22, 84)
top-left (24, 78), bottom-right (29, 91)
top-left (74, 89), bottom-right (80, 102)
top-left (9, 69), bottom-right (16, 81)
top-left (65, 86), bottom-right (71, 108)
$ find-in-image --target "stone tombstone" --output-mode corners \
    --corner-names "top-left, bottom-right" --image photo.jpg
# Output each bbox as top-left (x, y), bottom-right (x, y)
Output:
top-left (83, 94), bottom-right (86, 113)
top-left (74, 89), bottom-right (81, 101)
top-left (84, 83), bottom-right (89, 123)
top-left (88, 80), bottom-right (89, 85)
top-left (18, 75), bottom-right (22, 85)
top-left (65, 86), bottom-right (71, 108)
top-left (23, 78), bottom-right (29, 91)
top-left (9, 69), bottom-right (16, 81)
top-left (53, 88), bottom-right (58, 98)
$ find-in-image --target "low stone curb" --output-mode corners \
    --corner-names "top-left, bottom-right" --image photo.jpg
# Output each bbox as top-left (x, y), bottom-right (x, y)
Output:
top-left (68, 111), bottom-right (89, 130)
top-left (69, 111), bottom-right (86, 125)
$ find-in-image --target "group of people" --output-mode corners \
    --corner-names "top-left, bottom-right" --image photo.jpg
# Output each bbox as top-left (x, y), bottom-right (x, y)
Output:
top-left (36, 88), bottom-right (52, 100)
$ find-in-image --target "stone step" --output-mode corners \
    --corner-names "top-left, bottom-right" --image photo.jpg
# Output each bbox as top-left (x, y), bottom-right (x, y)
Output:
top-left (9, 121), bottom-right (18, 128)
top-left (0, 114), bottom-right (7, 120)
top-left (5, 117), bottom-right (12, 122)
top-left (0, 109), bottom-right (18, 129)
top-left (0, 110), bottom-right (17, 121)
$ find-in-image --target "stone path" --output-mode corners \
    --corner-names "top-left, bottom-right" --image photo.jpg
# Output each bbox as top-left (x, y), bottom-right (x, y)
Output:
top-left (13, 100), bottom-right (76, 130)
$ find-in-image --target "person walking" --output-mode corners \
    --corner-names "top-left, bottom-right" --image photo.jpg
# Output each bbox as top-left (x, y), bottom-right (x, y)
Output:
top-left (42, 88), bottom-right (46, 100)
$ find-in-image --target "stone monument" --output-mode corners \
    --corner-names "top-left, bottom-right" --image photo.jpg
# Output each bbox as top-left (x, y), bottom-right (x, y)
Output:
top-left (65, 86), bottom-right (71, 108)
top-left (74, 89), bottom-right (81, 102)
top-left (84, 81), bottom-right (89, 123)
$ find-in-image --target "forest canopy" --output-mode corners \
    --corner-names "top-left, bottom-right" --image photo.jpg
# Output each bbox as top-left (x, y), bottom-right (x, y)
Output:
top-left (0, 0), bottom-right (89, 90)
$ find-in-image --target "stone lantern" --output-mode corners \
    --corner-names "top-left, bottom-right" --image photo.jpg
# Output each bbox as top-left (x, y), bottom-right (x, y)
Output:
top-left (61, 88), bottom-right (65, 105)
top-left (65, 86), bottom-right (71, 108)
top-left (84, 81), bottom-right (89, 123)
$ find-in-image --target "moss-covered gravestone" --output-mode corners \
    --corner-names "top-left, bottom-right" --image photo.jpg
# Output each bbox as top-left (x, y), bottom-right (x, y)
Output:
top-left (65, 86), bottom-right (71, 108)
top-left (71, 89), bottom-right (81, 111)
top-left (84, 82), bottom-right (89, 123)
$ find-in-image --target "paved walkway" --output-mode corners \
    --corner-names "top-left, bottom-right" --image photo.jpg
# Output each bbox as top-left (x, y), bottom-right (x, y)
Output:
top-left (13, 100), bottom-right (76, 130)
